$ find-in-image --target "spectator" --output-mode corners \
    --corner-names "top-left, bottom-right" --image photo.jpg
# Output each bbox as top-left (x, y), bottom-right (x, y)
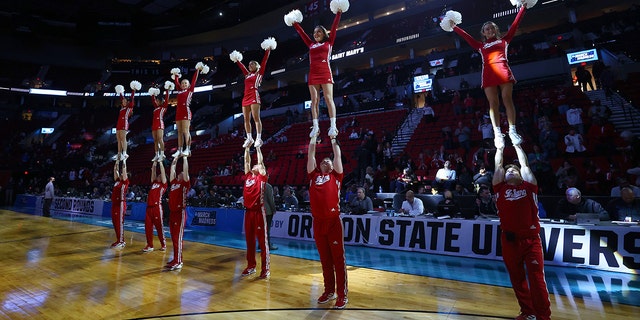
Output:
top-left (565, 105), bottom-right (584, 135)
top-left (610, 178), bottom-right (640, 197)
top-left (538, 122), bottom-right (559, 158)
top-left (555, 187), bottom-right (609, 221)
top-left (348, 129), bottom-right (360, 140)
top-left (436, 190), bottom-right (462, 217)
top-left (607, 187), bottom-right (640, 221)
top-left (348, 187), bottom-right (373, 215)
top-left (478, 116), bottom-right (494, 146)
top-left (454, 121), bottom-right (472, 154)
top-left (463, 92), bottom-right (475, 114)
top-left (282, 186), bottom-right (299, 210)
top-left (435, 160), bottom-right (457, 190)
top-left (475, 186), bottom-right (497, 218)
top-left (575, 65), bottom-right (594, 91)
top-left (453, 182), bottom-right (471, 196)
top-left (400, 190), bottom-right (424, 216)
top-left (563, 129), bottom-right (586, 157)
top-left (451, 90), bottom-right (463, 116)
top-left (423, 105), bottom-right (436, 123)
top-left (473, 165), bottom-right (493, 191)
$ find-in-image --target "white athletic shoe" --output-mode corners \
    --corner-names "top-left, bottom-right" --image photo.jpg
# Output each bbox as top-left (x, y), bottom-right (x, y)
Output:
top-left (254, 138), bottom-right (263, 148)
top-left (328, 126), bottom-right (339, 138)
top-left (509, 131), bottom-right (523, 146)
top-left (309, 126), bottom-right (320, 138)
top-left (121, 152), bottom-right (129, 160)
top-left (172, 150), bottom-right (182, 158)
top-left (182, 148), bottom-right (191, 157)
top-left (159, 152), bottom-right (166, 161)
top-left (494, 133), bottom-right (505, 149)
top-left (242, 137), bottom-right (254, 148)
top-left (152, 154), bottom-right (159, 162)
top-left (112, 154), bottom-right (120, 161)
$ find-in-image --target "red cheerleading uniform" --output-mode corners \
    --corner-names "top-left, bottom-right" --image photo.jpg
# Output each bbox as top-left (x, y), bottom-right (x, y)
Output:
top-left (111, 179), bottom-right (129, 243)
top-left (168, 179), bottom-right (190, 264)
top-left (494, 180), bottom-right (551, 320)
top-left (236, 50), bottom-right (271, 107)
top-left (151, 91), bottom-right (169, 131)
top-left (453, 6), bottom-right (526, 88)
top-left (308, 168), bottom-right (347, 300)
top-left (242, 173), bottom-right (270, 274)
top-left (293, 12), bottom-right (342, 85)
top-left (116, 91), bottom-right (135, 131)
top-left (173, 71), bottom-right (200, 121)
top-left (145, 181), bottom-right (167, 249)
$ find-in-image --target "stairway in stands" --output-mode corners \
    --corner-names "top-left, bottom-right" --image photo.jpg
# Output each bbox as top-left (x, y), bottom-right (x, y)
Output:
top-left (391, 108), bottom-right (423, 156)
top-left (584, 89), bottom-right (640, 136)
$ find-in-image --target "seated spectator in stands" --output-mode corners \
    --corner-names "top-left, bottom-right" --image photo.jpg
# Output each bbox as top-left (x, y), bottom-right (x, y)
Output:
top-left (348, 187), bottom-right (373, 215)
top-left (582, 159), bottom-right (603, 195)
top-left (400, 190), bottom-right (424, 217)
top-left (436, 190), bottom-right (461, 218)
top-left (473, 165), bottom-right (493, 192)
top-left (463, 93), bottom-right (475, 114)
top-left (453, 182), bottom-right (471, 196)
top-left (282, 187), bottom-right (299, 210)
top-left (442, 126), bottom-right (454, 150)
top-left (431, 146), bottom-right (446, 169)
top-left (475, 186), bottom-right (497, 219)
top-left (435, 160), bottom-right (456, 191)
top-left (607, 187), bottom-right (640, 221)
top-left (454, 121), bottom-right (471, 154)
top-left (349, 128), bottom-right (360, 140)
top-left (364, 166), bottom-right (375, 187)
top-left (539, 122), bottom-right (559, 159)
top-left (588, 99), bottom-right (609, 120)
top-left (565, 104), bottom-right (584, 135)
top-left (610, 177), bottom-right (640, 197)
top-left (451, 90), bottom-right (463, 116)
top-left (423, 105), bottom-right (436, 123)
top-left (392, 168), bottom-right (416, 193)
top-left (563, 129), bottom-right (586, 157)
top-left (555, 187), bottom-right (609, 221)
top-left (478, 116), bottom-right (494, 147)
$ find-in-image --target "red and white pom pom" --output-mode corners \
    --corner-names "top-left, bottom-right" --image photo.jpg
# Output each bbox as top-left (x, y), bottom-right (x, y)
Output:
top-left (440, 10), bottom-right (462, 32)
top-left (115, 85), bottom-right (124, 95)
top-left (130, 80), bottom-right (142, 91)
top-left (284, 9), bottom-right (303, 26)
top-left (510, 0), bottom-right (538, 8)
top-left (164, 81), bottom-right (175, 91)
top-left (330, 0), bottom-right (350, 14)
top-left (148, 87), bottom-right (160, 96)
top-left (202, 65), bottom-right (210, 74)
top-left (261, 37), bottom-right (277, 51)
top-left (229, 50), bottom-right (243, 63)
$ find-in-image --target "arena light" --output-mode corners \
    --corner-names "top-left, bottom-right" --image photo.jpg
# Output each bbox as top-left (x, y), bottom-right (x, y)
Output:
top-left (194, 85), bottom-right (213, 93)
top-left (30, 88), bottom-right (67, 96)
top-left (271, 68), bottom-right (285, 75)
top-left (212, 84), bottom-right (226, 89)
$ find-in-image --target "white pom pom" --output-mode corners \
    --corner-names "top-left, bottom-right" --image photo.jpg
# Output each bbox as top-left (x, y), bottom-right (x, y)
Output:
top-left (261, 37), bottom-right (278, 51)
top-left (511, 0), bottom-right (537, 7)
top-left (148, 87), bottom-right (160, 96)
top-left (130, 80), bottom-right (142, 91)
top-left (440, 10), bottom-right (462, 32)
top-left (330, 0), bottom-right (350, 14)
top-left (202, 65), bottom-right (210, 74)
top-left (170, 68), bottom-right (182, 80)
top-left (284, 9), bottom-right (303, 26)
top-left (170, 67), bottom-right (181, 75)
top-left (195, 62), bottom-right (203, 70)
top-left (164, 81), bottom-right (175, 91)
top-left (229, 50), bottom-right (243, 63)
top-left (115, 85), bottom-right (124, 95)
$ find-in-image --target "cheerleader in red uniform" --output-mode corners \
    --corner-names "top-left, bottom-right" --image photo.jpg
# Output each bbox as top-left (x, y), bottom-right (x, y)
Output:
top-left (110, 160), bottom-right (129, 249)
top-left (148, 82), bottom-right (172, 162)
top-left (441, 0), bottom-right (537, 149)
top-left (142, 161), bottom-right (167, 253)
top-left (285, 0), bottom-right (349, 139)
top-left (169, 62), bottom-right (209, 157)
top-left (230, 37), bottom-right (277, 149)
top-left (113, 80), bottom-right (140, 161)
top-left (166, 156), bottom-right (190, 270)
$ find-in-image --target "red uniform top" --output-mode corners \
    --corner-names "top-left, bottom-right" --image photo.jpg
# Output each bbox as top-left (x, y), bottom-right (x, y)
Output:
top-left (151, 91), bottom-right (169, 130)
top-left (173, 71), bottom-right (199, 121)
top-left (243, 173), bottom-right (266, 210)
top-left (169, 179), bottom-right (190, 212)
top-left (116, 91), bottom-right (135, 131)
top-left (111, 179), bottom-right (129, 205)
top-left (453, 6), bottom-right (526, 88)
top-left (147, 181), bottom-right (167, 207)
top-left (494, 180), bottom-right (540, 237)
top-left (293, 12), bottom-right (342, 85)
top-left (308, 168), bottom-right (343, 218)
top-left (237, 50), bottom-right (271, 107)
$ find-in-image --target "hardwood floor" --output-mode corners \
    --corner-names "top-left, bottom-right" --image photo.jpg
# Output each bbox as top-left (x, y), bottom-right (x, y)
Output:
top-left (0, 209), bottom-right (638, 319)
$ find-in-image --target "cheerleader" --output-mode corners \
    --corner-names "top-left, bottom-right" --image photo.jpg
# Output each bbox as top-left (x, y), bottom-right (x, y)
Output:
top-left (113, 80), bottom-right (140, 161)
top-left (284, 0), bottom-right (349, 138)
top-left (441, 0), bottom-right (537, 149)
top-left (170, 62), bottom-right (209, 157)
top-left (230, 37), bottom-right (277, 148)
top-left (148, 82), bottom-right (172, 162)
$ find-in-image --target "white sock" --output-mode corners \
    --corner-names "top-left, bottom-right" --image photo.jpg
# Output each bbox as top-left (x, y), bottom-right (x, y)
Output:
top-left (330, 117), bottom-right (336, 128)
top-left (494, 127), bottom-right (502, 134)
top-left (313, 119), bottom-right (319, 128)
top-left (256, 133), bottom-right (262, 140)
top-left (509, 125), bottom-right (517, 133)
top-left (247, 133), bottom-right (252, 139)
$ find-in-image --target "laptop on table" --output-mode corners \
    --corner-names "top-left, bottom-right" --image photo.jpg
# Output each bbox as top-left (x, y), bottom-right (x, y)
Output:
top-left (576, 213), bottom-right (600, 225)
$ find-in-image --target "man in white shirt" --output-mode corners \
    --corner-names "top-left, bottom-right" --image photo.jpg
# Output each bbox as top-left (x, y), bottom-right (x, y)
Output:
top-left (400, 190), bottom-right (424, 216)
top-left (435, 160), bottom-right (457, 190)
top-left (565, 105), bottom-right (584, 134)
top-left (44, 177), bottom-right (55, 217)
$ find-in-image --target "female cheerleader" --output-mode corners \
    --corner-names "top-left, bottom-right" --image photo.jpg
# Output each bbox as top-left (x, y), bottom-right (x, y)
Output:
top-left (113, 80), bottom-right (140, 161)
top-left (148, 81), bottom-right (173, 161)
top-left (170, 62), bottom-right (209, 157)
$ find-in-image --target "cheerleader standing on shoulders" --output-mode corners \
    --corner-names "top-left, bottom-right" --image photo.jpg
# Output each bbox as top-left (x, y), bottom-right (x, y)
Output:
top-left (230, 37), bottom-right (277, 148)
top-left (284, 0), bottom-right (349, 139)
top-left (441, 0), bottom-right (537, 148)
top-left (169, 62), bottom-right (209, 157)
top-left (113, 80), bottom-right (140, 161)
top-left (148, 81), bottom-right (172, 162)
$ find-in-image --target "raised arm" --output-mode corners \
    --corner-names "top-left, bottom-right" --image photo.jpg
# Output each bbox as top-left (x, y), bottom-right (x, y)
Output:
top-left (244, 146), bottom-right (251, 175)
top-left (182, 157), bottom-right (189, 182)
top-left (236, 60), bottom-right (249, 76)
top-left (503, 5), bottom-right (527, 42)
top-left (259, 49), bottom-right (271, 76)
top-left (113, 162), bottom-right (120, 181)
top-left (328, 11), bottom-right (342, 46)
top-left (307, 137), bottom-right (317, 174)
top-left (256, 147), bottom-right (266, 176)
top-left (151, 162), bottom-right (157, 183)
top-left (170, 157), bottom-right (178, 181)
top-left (162, 90), bottom-right (170, 108)
top-left (159, 161), bottom-right (167, 184)
top-left (189, 70), bottom-right (200, 93)
top-left (453, 26), bottom-right (483, 50)
top-left (493, 146), bottom-right (505, 185)
top-left (121, 161), bottom-right (128, 181)
top-left (293, 22), bottom-right (314, 47)
top-left (514, 145), bottom-right (537, 185)
top-left (331, 138), bottom-right (343, 174)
